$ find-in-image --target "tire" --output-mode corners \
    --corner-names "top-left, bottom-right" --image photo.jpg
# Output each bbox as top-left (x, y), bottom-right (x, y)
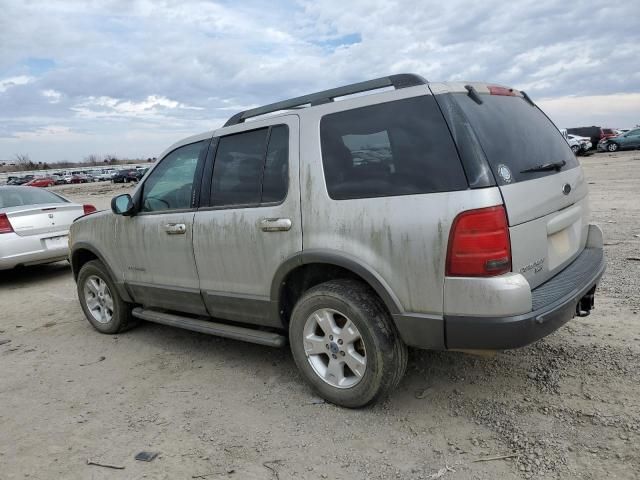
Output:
top-left (607, 142), bottom-right (618, 152)
top-left (571, 145), bottom-right (579, 154)
top-left (77, 260), bottom-right (136, 334)
top-left (289, 279), bottom-right (407, 408)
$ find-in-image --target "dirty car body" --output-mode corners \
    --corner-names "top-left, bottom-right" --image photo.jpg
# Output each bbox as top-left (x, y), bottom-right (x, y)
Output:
top-left (69, 74), bottom-right (605, 407)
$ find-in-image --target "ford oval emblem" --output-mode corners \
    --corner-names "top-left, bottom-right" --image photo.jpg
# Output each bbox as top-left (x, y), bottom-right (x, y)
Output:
top-left (562, 183), bottom-right (571, 195)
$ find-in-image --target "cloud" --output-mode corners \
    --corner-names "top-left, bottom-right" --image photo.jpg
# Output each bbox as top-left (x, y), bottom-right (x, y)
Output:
top-left (0, 75), bottom-right (35, 93)
top-left (0, 0), bottom-right (638, 162)
top-left (71, 95), bottom-right (204, 119)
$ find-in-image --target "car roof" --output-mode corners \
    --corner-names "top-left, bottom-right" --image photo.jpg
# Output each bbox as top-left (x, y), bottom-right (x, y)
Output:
top-left (162, 74), bottom-right (523, 160)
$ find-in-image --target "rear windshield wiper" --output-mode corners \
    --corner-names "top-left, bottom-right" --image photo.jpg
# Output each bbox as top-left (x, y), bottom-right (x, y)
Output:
top-left (520, 160), bottom-right (566, 173)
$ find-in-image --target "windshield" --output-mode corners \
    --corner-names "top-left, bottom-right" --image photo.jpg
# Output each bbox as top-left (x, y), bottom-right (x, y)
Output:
top-left (452, 93), bottom-right (578, 184)
top-left (0, 187), bottom-right (68, 208)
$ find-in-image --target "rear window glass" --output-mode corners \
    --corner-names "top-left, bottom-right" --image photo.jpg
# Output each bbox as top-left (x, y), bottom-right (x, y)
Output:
top-left (453, 93), bottom-right (578, 184)
top-left (320, 96), bottom-right (467, 200)
top-left (0, 187), bottom-right (68, 208)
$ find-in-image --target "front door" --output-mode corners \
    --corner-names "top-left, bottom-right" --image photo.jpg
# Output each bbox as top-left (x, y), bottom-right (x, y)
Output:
top-left (624, 129), bottom-right (640, 148)
top-left (116, 139), bottom-right (210, 315)
top-left (192, 116), bottom-right (302, 327)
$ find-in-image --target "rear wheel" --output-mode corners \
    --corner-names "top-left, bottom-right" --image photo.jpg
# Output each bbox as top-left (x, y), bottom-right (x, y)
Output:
top-left (607, 142), bottom-right (619, 152)
top-left (77, 260), bottom-right (136, 334)
top-left (289, 279), bottom-right (407, 408)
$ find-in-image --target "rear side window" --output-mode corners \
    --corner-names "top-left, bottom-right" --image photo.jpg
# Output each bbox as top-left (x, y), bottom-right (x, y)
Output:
top-left (262, 125), bottom-right (289, 203)
top-left (210, 125), bottom-right (289, 207)
top-left (453, 94), bottom-right (579, 184)
top-left (0, 188), bottom-right (67, 208)
top-left (320, 96), bottom-right (467, 200)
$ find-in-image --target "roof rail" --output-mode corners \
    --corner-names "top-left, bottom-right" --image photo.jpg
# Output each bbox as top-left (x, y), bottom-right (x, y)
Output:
top-left (223, 73), bottom-right (427, 127)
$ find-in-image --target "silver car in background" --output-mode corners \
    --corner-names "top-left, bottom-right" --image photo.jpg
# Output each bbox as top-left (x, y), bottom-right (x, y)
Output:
top-left (0, 186), bottom-right (96, 270)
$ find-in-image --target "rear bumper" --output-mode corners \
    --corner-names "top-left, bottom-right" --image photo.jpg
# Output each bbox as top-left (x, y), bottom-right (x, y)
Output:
top-left (445, 246), bottom-right (605, 349)
top-left (0, 230), bottom-right (70, 270)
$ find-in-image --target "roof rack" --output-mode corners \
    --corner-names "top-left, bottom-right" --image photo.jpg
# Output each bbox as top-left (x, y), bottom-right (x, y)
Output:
top-left (223, 73), bottom-right (427, 127)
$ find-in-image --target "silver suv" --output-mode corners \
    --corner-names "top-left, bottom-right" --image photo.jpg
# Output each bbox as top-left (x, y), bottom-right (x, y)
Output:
top-left (70, 74), bottom-right (605, 408)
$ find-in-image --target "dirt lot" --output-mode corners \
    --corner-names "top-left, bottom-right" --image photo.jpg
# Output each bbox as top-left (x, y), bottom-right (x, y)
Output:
top-left (1, 152), bottom-right (638, 480)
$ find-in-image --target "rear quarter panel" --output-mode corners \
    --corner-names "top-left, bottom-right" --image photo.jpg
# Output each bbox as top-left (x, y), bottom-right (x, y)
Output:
top-left (299, 87), bottom-right (504, 315)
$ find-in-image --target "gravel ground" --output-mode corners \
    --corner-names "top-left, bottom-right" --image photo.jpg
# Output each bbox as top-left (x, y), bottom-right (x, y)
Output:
top-left (0, 151), bottom-right (638, 479)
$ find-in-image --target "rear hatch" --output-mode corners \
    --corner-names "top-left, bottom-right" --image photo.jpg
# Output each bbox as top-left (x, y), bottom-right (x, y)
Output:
top-left (443, 86), bottom-right (588, 289)
top-left (5, 203), bottom-right (84, 236)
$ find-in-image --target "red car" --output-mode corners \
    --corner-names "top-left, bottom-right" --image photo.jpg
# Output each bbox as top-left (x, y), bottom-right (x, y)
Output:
top-left (25, 177), bottom-right (56, 187)
top-left (69, 174), bottom-right (89, 184)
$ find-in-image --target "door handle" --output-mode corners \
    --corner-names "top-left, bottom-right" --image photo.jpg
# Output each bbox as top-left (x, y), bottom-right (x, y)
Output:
top-left (260, 218), bottom-right (292, 232)
top-left (164, 223), bottom-right (187, 234)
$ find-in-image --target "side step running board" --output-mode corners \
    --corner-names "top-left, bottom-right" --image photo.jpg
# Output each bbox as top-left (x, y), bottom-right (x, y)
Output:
top-left (132, 308), bottom-right (287, 347)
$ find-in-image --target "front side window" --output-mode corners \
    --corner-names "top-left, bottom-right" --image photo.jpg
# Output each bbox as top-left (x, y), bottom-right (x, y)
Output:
top-left (141, 141), bottom-right (204, 212)
top-left (320, 96), bottom-right (467, 200)
top-left (210, 125), bottom-right (289, 207)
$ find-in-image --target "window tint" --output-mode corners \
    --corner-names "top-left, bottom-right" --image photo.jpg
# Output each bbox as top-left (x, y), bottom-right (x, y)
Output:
top-left (454, 93), bottom-right (578, 184)
top-left (211, 129), bottom-right (269, 207)
top-left (261, 125), bottom-right (289, 203)
top-left (0, 187), bottom-right (67, 208)
top-left (141, 141), bottom-right (203, 212)
top-left (320, 96), bottom-right (467, 200)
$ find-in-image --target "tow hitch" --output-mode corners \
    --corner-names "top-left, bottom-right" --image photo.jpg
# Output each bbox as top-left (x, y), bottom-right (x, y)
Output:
top-left (576, 286), bottom-right (596, 317)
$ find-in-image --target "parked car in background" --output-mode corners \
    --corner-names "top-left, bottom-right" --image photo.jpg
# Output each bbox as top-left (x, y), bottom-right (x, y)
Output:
top-left (51, 174), bottom-right (67, 185)
top-left (25, 177), bottom-right (56, 188)
top-left (112, 169), bottom-right (139, 183)
top-left (598, 128), bottom-right (640, 152)
top-left (567, 134), bottom-right (592, 153)
top-left (94, 169), bottom-right (116, 181)
top-left (69, 174), bottom-right (90, 184)
top-left (7, 175), bottom-right (34, 185)
top-left (70, 74), bottom-right (605, 407)
top-left (0, 186), bottom-right (96, 270)
top-left (560, 129), bottom-right (583, 154)
top-left (567, 126), bottom-right (617, 150)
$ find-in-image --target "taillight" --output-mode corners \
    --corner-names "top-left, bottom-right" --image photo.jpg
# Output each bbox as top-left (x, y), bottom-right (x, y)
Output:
top-left (446, 206), bottom-right (511, 277)
top-left (83, 204), bottom-right (97, 215)
top-left (0, 213), bottom-right (14, 234)
top-left (488, 85), bottom-right (516, 96)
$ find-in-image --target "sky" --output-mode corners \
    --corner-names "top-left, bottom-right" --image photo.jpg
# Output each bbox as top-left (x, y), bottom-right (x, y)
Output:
top-left (0, 0), bottom-right (638, 163)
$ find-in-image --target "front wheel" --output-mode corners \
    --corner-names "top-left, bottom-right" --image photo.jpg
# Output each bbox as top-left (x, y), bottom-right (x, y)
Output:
top-left (607, 142), bottom-right (619, 152)
top-left (289, 279), bottom-right (407, 408)
top-left (571, 144), bottom-right (580, 154)
top-left (77, 260), bottom-right (136, 334)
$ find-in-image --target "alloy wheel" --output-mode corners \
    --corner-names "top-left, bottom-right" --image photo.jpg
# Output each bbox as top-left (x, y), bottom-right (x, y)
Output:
top-left (302, 308), bottom-right (367, 389)
top-left (83, 275), bottom-right (114, 324)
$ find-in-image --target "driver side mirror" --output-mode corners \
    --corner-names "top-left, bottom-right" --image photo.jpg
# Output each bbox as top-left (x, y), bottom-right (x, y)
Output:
top-left (111, 194), bottom-right (136, 216)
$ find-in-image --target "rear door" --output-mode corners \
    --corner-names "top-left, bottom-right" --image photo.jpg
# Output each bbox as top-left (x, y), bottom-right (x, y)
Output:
top-left (192, 115), bottom-right (301, 327)
top-left (450, 90), bottom-right (588, 288)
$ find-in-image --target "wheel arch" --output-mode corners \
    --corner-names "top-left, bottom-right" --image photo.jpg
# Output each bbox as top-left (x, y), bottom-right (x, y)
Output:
top-left (271, 250), bottom-right (404, 327)
top-left (70, 242), bottom-right (133, 302)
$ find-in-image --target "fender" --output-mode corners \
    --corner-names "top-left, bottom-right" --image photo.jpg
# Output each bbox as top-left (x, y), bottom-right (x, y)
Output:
top-left (70, 242), bottom-right (133, 303)
top-left (270, 249), bottom-right (404, 315)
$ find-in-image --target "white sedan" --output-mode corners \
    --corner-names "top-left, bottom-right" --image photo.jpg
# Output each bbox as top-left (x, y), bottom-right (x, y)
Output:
top-left (567, 134), bottom-right (592, 152)
top-left (0, 186), bottom-right (96, 270)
